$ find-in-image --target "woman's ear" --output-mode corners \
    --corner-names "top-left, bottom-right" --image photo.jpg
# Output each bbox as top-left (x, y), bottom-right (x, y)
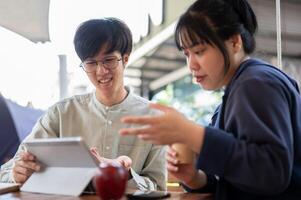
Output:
top-left (231, 34), bottom-right (243, 53)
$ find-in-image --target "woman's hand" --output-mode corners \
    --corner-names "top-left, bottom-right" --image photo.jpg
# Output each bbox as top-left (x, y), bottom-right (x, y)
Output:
top-left (167, 147), bottom-right (207, 189)
top-left (12, 151), bottom-right (41, 184)
top-left (120, 103), bottom-right (205, 153)
top-left (120, 103), bottom-right (191, 144)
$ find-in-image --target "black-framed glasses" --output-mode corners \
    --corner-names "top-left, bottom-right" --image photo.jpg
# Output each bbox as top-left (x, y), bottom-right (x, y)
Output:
top-left (80, 57), bottom-right (122, 73)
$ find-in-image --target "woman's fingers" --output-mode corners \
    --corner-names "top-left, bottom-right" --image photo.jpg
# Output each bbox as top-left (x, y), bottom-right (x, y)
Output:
top-left (119, 127), bottom-right (139, 136)
top-left (121, 115), bottom-right (157, 125)
top-left (167, 146), bottom-right (178, 156)
top-left (119, 125), bottom-right (153, 136)
top-left (149, 103), bottom-right (170, 112)
top-left (166, 153), bottom-right (179, 165)
top-left (167, 163), bottom-right (178, 172)
top-left (137, 133), bottom-right (153, 140)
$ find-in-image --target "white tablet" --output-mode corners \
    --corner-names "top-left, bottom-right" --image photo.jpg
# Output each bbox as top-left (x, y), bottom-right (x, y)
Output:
top-left (23, 137), bottom-right (98, 168)
top-left (22, 137), bottom-right (99, 196)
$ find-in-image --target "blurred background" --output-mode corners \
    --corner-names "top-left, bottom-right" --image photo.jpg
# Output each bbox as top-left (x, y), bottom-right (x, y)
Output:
top-left (0, 0), bottom-right (301, 166)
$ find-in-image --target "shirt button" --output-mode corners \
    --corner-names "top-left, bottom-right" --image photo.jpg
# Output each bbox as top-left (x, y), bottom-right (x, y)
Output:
top-left (105, 106), bottom-right (109, 110)
top-left (106, 146), bottom-right (110, 150)
top-left (108, 120), bottom-right (112, 125)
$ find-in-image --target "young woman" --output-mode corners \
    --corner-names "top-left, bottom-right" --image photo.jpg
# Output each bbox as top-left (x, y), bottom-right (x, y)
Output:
top-left (120, 0), bottom-right (301, 199)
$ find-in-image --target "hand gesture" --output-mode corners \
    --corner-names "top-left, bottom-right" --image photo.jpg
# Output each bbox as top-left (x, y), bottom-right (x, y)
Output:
top-left (12, 151), bottom-right (40, 184)
top-left (90, 147), bottom-right (132, 171)
top-left (114, 156), bottom-right (132, 171)
top-left (120, 103), bottom-right (196, 145)
top-left (120, 103), bottom-right (205, 152)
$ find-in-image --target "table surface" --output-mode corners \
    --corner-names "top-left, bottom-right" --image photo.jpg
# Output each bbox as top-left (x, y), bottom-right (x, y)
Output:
top-left (0, 191), bottom-right (213, 200)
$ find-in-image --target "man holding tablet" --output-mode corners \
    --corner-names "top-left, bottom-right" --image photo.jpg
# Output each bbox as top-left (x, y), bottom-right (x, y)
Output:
top-left (0, 18), bottom-right (166, 191)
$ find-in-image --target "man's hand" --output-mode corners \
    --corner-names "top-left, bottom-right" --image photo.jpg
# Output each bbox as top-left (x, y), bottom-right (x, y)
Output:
top-left (90, 147), bottom-right (132, 170)
top-left (12, 151), bottom-right (40, 184)
top-left (114, 156), bottom-right (132, 171)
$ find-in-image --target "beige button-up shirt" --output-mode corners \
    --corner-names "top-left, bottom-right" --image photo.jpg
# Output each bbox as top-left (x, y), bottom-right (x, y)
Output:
top-left (0, 87), bottom-right (167, 190)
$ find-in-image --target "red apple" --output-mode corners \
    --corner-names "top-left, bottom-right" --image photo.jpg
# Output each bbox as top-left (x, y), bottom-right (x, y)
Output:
top-left (93, 162), bottom-right (128, 200)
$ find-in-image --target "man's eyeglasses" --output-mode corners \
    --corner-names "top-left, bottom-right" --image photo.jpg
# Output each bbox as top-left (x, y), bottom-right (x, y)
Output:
top-left (80, 57), bottom-right (122, 73)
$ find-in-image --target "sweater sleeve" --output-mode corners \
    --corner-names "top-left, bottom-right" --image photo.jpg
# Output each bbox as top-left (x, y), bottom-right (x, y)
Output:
top-left (197, 77), bottom-right (293, 195)
top-left (181, 174), bottom-right (217, 193)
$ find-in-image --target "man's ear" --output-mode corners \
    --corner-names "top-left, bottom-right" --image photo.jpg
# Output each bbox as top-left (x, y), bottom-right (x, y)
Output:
top-left (122, 54), bottom-right (130, 66)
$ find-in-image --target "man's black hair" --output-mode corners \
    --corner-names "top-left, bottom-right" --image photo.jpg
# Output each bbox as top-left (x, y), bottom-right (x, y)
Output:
top-left (74, 17), bottom-right (133, 61)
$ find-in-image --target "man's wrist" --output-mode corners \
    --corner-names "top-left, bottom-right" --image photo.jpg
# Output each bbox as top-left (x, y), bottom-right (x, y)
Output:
top-left (128, 168), bottom-right (133, 180)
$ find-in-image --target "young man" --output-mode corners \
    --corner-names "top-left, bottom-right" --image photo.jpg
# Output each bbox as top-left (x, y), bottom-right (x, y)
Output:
top-left (0, 18), bottom-right (166, 191)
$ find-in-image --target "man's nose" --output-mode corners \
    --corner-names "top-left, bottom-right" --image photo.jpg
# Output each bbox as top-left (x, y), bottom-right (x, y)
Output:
top-left (96, 63), bottom-right (109, 73)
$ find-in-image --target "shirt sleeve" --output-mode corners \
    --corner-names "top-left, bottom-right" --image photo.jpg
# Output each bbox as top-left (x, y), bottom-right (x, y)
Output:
top-left (127, 145), bottom-right (167, 191)
top-left (0, 105), bottom-right (60, 183)
top-left (197, 77), bottom-right (293, 195)
top-left (0, 152), bottom-right (19, 183)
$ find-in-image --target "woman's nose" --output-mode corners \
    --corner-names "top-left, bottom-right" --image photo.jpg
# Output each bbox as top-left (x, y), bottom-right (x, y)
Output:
top-left (187, 55), bottom-right (199, 71)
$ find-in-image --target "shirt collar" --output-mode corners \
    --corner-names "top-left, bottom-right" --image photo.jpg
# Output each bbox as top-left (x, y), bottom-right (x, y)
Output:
top-left (92, 86), bottom-right (134, 112)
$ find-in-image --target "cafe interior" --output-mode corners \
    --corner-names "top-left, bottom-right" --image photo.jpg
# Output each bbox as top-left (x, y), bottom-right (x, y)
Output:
top-left (0, 0), bottom-right (301, 199)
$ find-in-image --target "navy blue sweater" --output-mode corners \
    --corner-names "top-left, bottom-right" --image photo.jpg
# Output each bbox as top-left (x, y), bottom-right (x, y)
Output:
top-left (185, 59), bottom-right (301, 199)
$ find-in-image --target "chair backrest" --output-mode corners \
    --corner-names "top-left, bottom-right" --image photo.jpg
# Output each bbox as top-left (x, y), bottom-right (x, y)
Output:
top-left (0, 95), bottom-right (19, 165)
top-left (5, 99), bottom-right (43, 141)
